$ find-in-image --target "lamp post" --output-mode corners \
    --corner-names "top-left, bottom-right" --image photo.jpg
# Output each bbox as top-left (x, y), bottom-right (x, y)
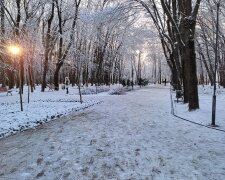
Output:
top-left (212, 1), bottom-right (220, 126)
top-left (136, 50), bottom-right (141, 86)
top-left (132, 62), bottom-right (134, 90)
top-left (8, 45), bottom-right (23, 111)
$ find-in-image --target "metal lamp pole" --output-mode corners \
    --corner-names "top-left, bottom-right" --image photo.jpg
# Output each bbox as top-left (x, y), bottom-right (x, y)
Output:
top-left (137, 50), bottom-right (141, 86)
top-left (9, 45), bottom-right (23, 111)
top-left (18, 59), bottom-right (23, 111)
top-left (212, 2), bottom-right (220, 126)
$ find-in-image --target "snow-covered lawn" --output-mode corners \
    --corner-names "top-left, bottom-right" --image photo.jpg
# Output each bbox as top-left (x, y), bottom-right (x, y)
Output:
top-left (0, 86), bottom-right (102, 138)
top-left (0, 84), bottom-right (225, 179)
top-left (0, 84), bottom-right (132, 139)
top-left (174, 85), bottom-right (225, 129)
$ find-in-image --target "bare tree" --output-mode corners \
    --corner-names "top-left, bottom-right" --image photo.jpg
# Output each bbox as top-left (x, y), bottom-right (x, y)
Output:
top-left (133, 0), bottom-right (202, 110)
top-left (53, 0), bottom-right (82, 90)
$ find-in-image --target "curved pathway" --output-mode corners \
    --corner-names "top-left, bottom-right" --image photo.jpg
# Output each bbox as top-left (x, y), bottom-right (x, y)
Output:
top-left (0, 86), bottom-right (225, 180)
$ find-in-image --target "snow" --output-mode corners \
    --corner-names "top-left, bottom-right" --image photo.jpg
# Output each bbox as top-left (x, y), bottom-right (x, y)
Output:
top-left (174, 85), bottom-right (225, 129)
top-left (0, 85), bottom-right (225, 179)
top-left (0, 86), bottom-right (101, 138)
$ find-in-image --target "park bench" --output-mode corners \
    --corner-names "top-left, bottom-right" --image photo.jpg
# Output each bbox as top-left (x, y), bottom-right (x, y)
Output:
top-left (175, 89), bottom-right (183, 102)
top-left (0, 87), bottom-right (12, 96)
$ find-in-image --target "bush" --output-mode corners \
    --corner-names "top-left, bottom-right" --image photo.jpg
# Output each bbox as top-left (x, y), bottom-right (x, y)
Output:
top-left (108, 88), bottom-right (126, 95)
top-left (138, 78), bottom-right (149, 86)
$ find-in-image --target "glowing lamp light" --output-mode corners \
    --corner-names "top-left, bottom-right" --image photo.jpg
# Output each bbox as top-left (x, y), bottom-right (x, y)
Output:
top-left (7, 44), bottom-right (23, 111)
top-left (8, 45), bottom-right (21, 55)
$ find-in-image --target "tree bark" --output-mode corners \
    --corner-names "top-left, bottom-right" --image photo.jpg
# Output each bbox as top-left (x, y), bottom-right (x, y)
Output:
top-left (41, 1), bottom-right (54, 92)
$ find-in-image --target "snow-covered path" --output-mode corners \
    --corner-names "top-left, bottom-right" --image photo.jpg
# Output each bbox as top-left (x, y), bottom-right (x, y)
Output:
top-left (0, 86), bottom-right (225, 180)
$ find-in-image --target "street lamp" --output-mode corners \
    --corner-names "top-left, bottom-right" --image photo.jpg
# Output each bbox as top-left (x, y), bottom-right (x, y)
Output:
top-left (136, 50), bottom-right (141, 86)
top-left (8, 45), bottom-right (23, 111)
top-left (8, 46), bottom-right (20, 55)
top-left (211, 1), bottom-right (220, 126)
top-left (131, 56), bottom-right (134, 90)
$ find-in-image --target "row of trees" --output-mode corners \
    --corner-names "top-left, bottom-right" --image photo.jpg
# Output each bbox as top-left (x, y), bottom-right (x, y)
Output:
top-left (133, 0), bottom-right (202, 110)
top-left (133, 0), bottom-right (225, 111)
top-left (196, 0), bottom-right (225, 88)
top-left (1, 0), bottom-right (223, 111)
top-left (0, 0), bottom-right (158, 94)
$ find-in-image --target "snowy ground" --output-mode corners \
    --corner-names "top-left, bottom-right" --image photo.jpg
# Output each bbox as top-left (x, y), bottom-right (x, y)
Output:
top-left (0, 84), bottom-right (131, 138)
top-left (0, 85), bottom-right (225, 179)
top-left (0, 85), bottom-right (103, 138)
top-left (174, 85), bottom-right (225, 129)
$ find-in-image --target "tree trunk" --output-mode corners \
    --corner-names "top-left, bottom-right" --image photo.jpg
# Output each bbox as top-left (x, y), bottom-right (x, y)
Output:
top-left (188, 39), bottom-right (199, 110)
top-left (181, 48), bottom-right (189, 103)
top-left (41, 2), bottom-right (54, 92)
top-left (0, 0), bottom-right (5, 87)
top-left (53, 1), bottom-right (81, 89)
top-left (53, 62), bottom-right (63, 90)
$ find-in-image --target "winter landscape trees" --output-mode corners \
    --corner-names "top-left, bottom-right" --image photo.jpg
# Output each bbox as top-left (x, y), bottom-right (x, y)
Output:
top-left (0, 0), bottom-right (224, 111)
top-left (133, 0), bottom-right (202, 110)
top-left (1, 1), bottom-right (225, 179)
